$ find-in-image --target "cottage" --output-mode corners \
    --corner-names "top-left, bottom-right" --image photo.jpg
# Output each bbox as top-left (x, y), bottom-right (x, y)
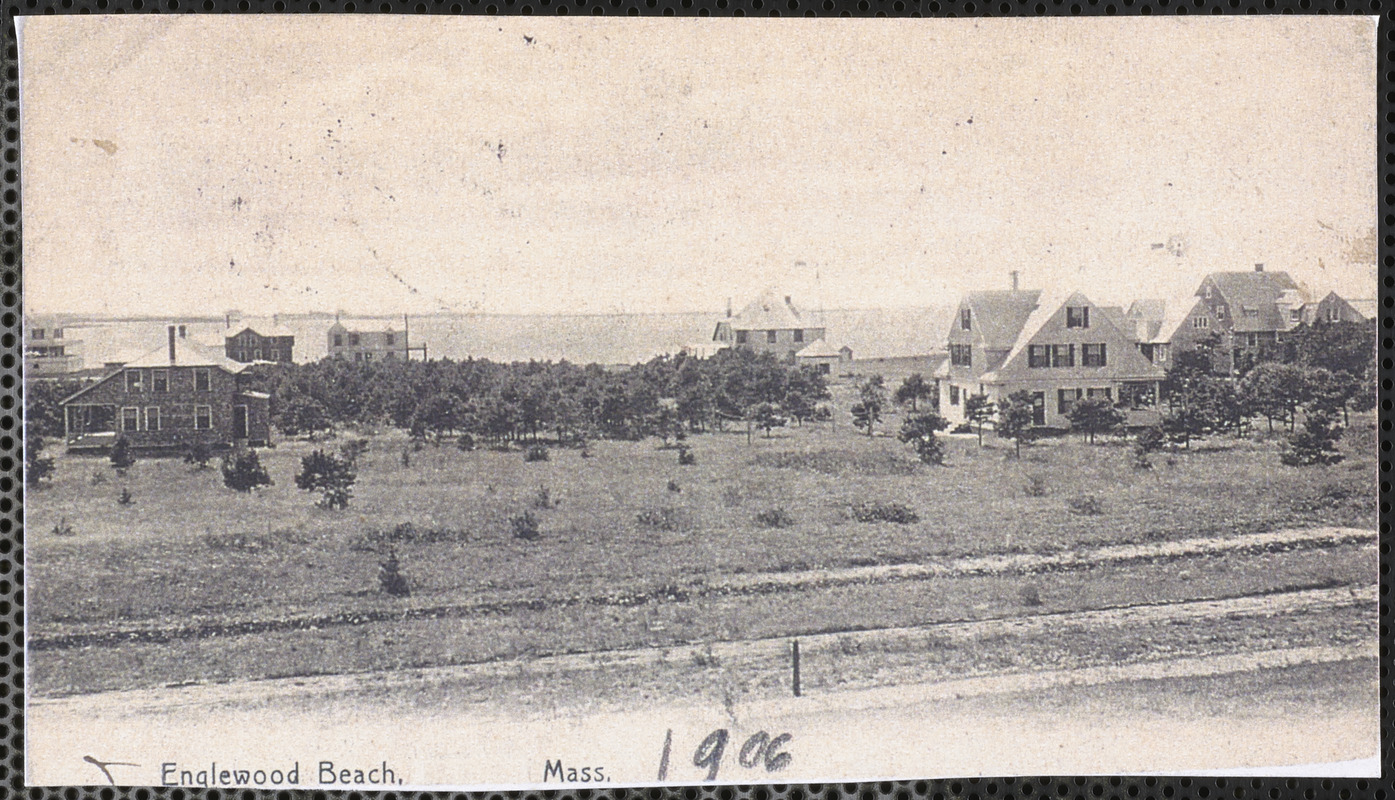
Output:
top-left (24, 314), bottom-right (84, 377)
top-left (59, 326), bottom-right (271, 453)
top-left (794, 338), bottom-right (854, 375)
top-left (712, 290), bottom-right (828, 360)
top-left (225, 325), bottom-right (296, 364)
top-left (1305, 291), bottom-right (1371, 325)
top-left (328, 319), bottom-right (424, 361)
top-left (935, 280), bottom-right (1164, 429)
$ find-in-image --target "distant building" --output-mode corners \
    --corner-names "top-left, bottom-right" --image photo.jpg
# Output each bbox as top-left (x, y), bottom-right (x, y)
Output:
top-left (794, 338), bottom-right (853, 375)
top-left (24, 315), bottom-right (84, 377)
top-left (935, 277), bottom-right (1165, 429)
top-left (225, 325), bottom-right (295, 364)
top-left (328, 320), bottom-right (413, 361)
top-left (59, 326), bottom-right (270, 453)
top-left (1305, 291), bottom-right (1370, 325)
top-left (712, 289), bottom-right (828, 360)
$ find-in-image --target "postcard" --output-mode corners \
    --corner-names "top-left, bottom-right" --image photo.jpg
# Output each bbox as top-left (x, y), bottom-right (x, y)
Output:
top-left (18, 14), bottom-right (1379, 787)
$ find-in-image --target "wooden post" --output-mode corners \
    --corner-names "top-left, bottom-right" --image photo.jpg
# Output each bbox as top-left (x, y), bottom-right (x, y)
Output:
top-left (791, 639), bottom-right (801, 697)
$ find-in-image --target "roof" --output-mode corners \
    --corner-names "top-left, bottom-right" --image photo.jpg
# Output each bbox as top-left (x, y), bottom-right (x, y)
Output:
top-left (729, 288), bottom-right (811, 331)
top-left (228, 324), bottom-right (295, 339)
top-left (959, 290), bottom-right (1042, 350)
top-left (62, 338), bottom-right (248, 404)
top-left (990, 287), bottom-right (1081, 372)
top-left (795, 338), bottom-right (850, 358)
top-left (1203, 270), bottom-right (1306, 333)
top-left (1151, 295), bottom-right (1204, 344)
top-left (1126, 299), bottom-right (1166, 322)
top-left (1347, 298), bottom-right (1377, 320)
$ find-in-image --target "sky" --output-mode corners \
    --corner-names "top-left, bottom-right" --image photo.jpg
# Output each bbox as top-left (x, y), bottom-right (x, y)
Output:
top-left (19, 15), bottom-right (1378, 317)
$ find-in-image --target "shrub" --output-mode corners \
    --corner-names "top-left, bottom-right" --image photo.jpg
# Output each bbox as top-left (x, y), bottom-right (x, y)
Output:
top-left (183, 440), bottom-right (213, 470)
top-left (677, 445), bottom-right (697, 466)
top-left (524, 444), bottom-right (550, 462)
top-left (1066, 494), bottom-right (1104, 516)
top-left (51, 517), bottom-right (74, 537)
top-left (1291, 482), bottom-right (1356, 514)
top-left (1280, 412), bottom-right (1345, 466)
top-left (25, 437), bottom-right (54, 487)
top-left (296, 449), bottom-right (356, 509)
top-left (850, 501), bottom-right (919, 524)
top-left (117, 487), bottom-right (134, 506)
top-left (222, 449), bottom-right (274, 493)
top-left (109, 436), bottom-right (136, 472)
top-left (899, 413), bottom-right (950, 465)
top-left (340, 438), bottom-right (370, 465)
top-left (400, 448), bottom-right (411, 468)
top-left (754, 507), bottom-right (795, 529)
top-left (1019, 585), bottom-right (1043, 607)
top-left (1135, 426), bottom-right (1166, 454)
top-left (951, 423), bottom-right (973, 435)
top-left (636, 505), bottom-right (686, 531)
top-left (353, 522), bottom-right (472, 549)
top-left (1023, 475), bottom-right (1048, 497)
top-left (378, 549), bottom-right (411, 597)
top-left (532, 485), bottom-right (557, 509)
top-left (510, 510), bottom-right (542, 540)
top-left (667, 479), bottom-right (682, 494)
top-left (456, 433), bottom-right (476, 452)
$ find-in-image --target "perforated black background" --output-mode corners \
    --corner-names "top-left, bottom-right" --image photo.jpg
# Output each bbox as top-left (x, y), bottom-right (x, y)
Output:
top-left (0, 1), bottom-right (1389, 798)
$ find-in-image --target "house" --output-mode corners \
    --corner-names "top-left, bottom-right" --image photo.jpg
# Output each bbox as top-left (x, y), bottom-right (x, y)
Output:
top-left (1305, 291), bottom-right (1371, 325)
top-left (24, 315), bottom-right (84, 377)
top-left (1187, 264), bottom-right (1311, 374)
top-left (712, 290), bottom-right (828, 360)
top-left (327, 319), bottom-right (425, 361)
top-left (59, 326), bottom-right (271, 453)
top-left (935, 279), bottom-right (1165, 429)
top-left (225, 324), bottom-right (295, 364)
top-left (794, 338), bottom-right (854, 375)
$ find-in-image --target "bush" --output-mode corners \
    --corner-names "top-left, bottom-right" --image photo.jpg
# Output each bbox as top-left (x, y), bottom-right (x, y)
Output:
top-left (296, 449), bottom-right (356, 509)
top-left (51, 517), bottom-right (74, 537)
top-left (667, 479), bottom-right (682, 493)
top-left (1066, 494), bottom-right (1104, 516)
top-left (109, 436), bottom-right (136, 472)
top-left (1280, 412), bottom-right (1345, 466)
top-left (951, 423), bottom-right (973, 435)
top-left (850, 501), bottom-right (919, 524)
top-left (754, 507), bottom-right (795, 529)
top-left (340, 438), bottom-right (370, 465)
top-left (532, 485), bottom-right (558, 509)
top-left (378, 549), bottom-right (411, 597)
top-left (636, 505), bottom-right (687, 531)
top-left (117, 487), bottom-right (134, 506)
top-left (456, 433), bottom-right (476, 452)
top-left (524, 444), bottom-right (550, 462)
top-left (1023, 475), bottom-right (1048, 497)
top-left (183, 440), bottom-right (213, 470)
top-left (510, 510), bottom-right (542, 540)
top-left (677, 445), bottom-right (697, 466)
top-left (26, 437), bottom-right (54, 487)
top-left (1019, 585), bottom-right (1043, 607)
top-left (89, 468), bottom-right (107, 486)
top-left (221, 449), bottom-right (274, 493)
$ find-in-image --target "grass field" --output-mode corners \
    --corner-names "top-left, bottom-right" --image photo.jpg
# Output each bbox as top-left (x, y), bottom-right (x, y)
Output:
top-left (25, 396), bottom-right (1377, 695)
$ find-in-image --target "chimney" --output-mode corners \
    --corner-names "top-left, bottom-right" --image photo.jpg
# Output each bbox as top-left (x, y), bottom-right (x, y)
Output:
top-left (1254, 263), bottom-right (1264, 273)
top-left (167, 325), bottom-right (177, 363)
top-left (784, 295), bottom-right (792, 305)
top-left (1010, 270), bottom-right (1019, 291)
top-left (726, 298), bottom-right (732, 318)
top-left (178, 325), bottom-right (187, 339)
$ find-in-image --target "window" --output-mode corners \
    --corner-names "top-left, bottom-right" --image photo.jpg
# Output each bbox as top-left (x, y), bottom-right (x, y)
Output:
top-left (1154, 344), bottom-right (1169, 364)
top-left (949, 385), bottom-right (961, 406)
top-left (194, 405), bottom-right (212, 430)
top-left (194, 368), bottom-right (211, 392)
top-left (1086, 387), bottom-right (1113, 401)
top-left (766, 330), bottom-right (778, 344)
top-left (333, 334), bottom-right (343, 347)
top-left (1192, 316), bottom-right (1210, 329)
top-left (386, 334), bottom-right (396, 346)
top-left (31, 329), bottom-right (44, 340)
top-left (253, 349), bottom-right (262, 360)
top-left (121, 407), bottom-right (140, 432)
top-left (1242, 306), bottom-right (1260, 319)
top-left (349, 334), bottom-right (360, 346)
top-left (152, 370), bottom-right (168, 393)
top-left (144, 407), bottom-right (161, 432)
top-left (1066, 306), bottom-right (1090, 329)
top-left (1326, 307), bottom-right (1340, 322)
top-left (960, 308), bottom-right (972, 330)
top-left (53, 328), bottom-right (63, 339)
top-left (125, 370), bottom-right (144, 392)
top-left (793, 330), bottom-right (804, 343)
top-left (1290, 308), bottom-right (1302, 322)
top-left (1244, 332), bottom-right (1259, 348)
top-left (950, 344), bottom-right (972, 367)
top-left (1051, 344), bottom-right (1075, 368)
top-left (736, 330), bottom-right (748, 344)
top-left (1028, 345), bottom-right (1048, 368)
top-left (1121, 382), bottom-right (1156, 408)
top-left (1082, 343), bottom-right (1107, 367)
top-left (1058, 388), bottom-right (1081, 416)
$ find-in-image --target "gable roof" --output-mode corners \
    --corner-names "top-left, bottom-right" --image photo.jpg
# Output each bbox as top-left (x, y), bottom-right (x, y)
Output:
top-left (1346, 298), bottom-right (1377, 321)
top-left (1152, 295), bottom-right (1205, 344)
top-left (981, 288), bottom-right (1165, 382)
top-left (958, 290), bottom-right (1042, 350)
top-left (228, 324), bottom-right (295, 340)
top-left (729, 288), bottom-right (813, 331)
top-left (1203, 270), bottom-right (1307, 332)
top-left (62, 338), bottom-right (248, 405)
top-left (795, 338), bottom-right (850, 358)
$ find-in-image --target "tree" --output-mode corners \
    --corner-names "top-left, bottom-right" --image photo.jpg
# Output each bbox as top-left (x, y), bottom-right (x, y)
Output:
top-left (1067, 396), bottom-right (1125, 444)
top-left (413, 392), bottom-right (466, 442)
top-left (1305, 368), bottom-right (1360, 426)
top-left (1160, 405), bottom-right (1209, 449)
top-left (26, 436), bottom-right (54, 487)
top-left (109, 436), bottom-right (136, 472)
top-left (278, 395), bottom-right (331, 438)
top-left (898, 412), bottom-right (950, 465)
top-left (995, 390), bottom-right (1036, 458)
top-left (894, 373), bottom-right (934, 413)
top-left (25, 379), bottom-right (82, 440)
top-left (748, 402), bottom-right (788, 439)
top-left (1280, 411), bottom-right (1345, 466)
top-left (963, 393), bottom-right (996, 446)
top-left (221, 449), bottom-right (274, 493)
top-left (851, 375), bottom-right (887, 437)
top-left (296, 449), bottom-right (357, 509)
top-left (1237, 362), bottom-right (1308, 433)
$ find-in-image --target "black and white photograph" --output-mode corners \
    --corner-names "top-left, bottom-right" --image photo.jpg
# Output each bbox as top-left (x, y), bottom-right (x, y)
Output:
top-left (18, 15), bottom-right (1379, 787)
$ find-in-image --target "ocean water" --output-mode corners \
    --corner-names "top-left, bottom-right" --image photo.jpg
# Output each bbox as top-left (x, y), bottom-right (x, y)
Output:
top-left (55, 306), bottom-right (955, 369)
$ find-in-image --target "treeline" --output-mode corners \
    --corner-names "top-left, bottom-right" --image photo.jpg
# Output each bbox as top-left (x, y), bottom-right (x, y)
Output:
top-left (258, 348), bottom-right (832, 445)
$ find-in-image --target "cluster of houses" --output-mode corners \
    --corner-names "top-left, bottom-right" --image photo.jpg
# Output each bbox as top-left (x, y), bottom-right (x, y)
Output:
top-left (35, 262), bottom-right (1373, 454)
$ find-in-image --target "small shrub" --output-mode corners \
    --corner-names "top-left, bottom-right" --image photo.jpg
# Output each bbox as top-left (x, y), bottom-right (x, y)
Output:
top-left (677, 445), bottom-right (697, 466)
top-left (837, 635), bottom-right (863, 656)
top-left (456, 433), bottom-right (476, 452)
top-left (25, 437), bottom-right (54, 487)
top-left (222, 449), bottom-right (274, 493)
top-left (378, 549), bottom-right (411, 597)
top-left (524, 444), bottom-right (550, 462)
top-left (532, 485), bottom-right (558, 509)
top-left (1023, 475), bottom-right (1048, 497)
top-left (183, 440), bottom-right (213, 470)
top-left (51, 517), bottom-right (74, 537)
top-left (296, 449), bottom-right (356, 509)
top-left (340, 438), bottom-right (370, 465)
top-left (1280, 412), bottom-right (1346, 466)
top-left (850, 501), bottom-right (919, 524)
top-left (636, 505), bottom-right (686, 531)
top-left (400, 448), bottom-right (411, 468)
top-left (1019, 585), bottom-right (1043, 607)
top-left (951, 423), bottom-right (973, 435)
top-left (754, 507), bottom-right (795, 529)
top-left (89, 469), bottom-right (107, 486)
top-left (667, 479), bottom-right (682, 494)
top-left (1066, 494), bottom-right (1104, 516)
top-left (117, 487), bottom-right (134, 506)
top-left (109, 436), bottom-right (136, 472)
top-left (691, 644), bottom-right (721, 668)
top-left (510, 510), bottom-right (542, 540)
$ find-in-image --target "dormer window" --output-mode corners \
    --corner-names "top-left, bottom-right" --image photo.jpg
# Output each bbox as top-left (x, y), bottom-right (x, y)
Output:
top-left (1066, 306), bottom-right (1090, 329)
top-left (1242, 306), bottom-right (1260, 319)
top-left (960, 308), bottom-right (972, 330)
